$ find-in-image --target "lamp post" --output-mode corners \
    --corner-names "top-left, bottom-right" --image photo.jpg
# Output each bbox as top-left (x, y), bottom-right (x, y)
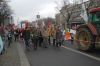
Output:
top-left (36, 14), bottom-right (40, 28)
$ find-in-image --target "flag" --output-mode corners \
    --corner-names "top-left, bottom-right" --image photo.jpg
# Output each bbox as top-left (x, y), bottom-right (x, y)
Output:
top-left (80, 0), bottom-right (88, 22)
top-left (42, 21), bottom-right (45, 28)
top-left (47, 21), bottom-right (52, 28)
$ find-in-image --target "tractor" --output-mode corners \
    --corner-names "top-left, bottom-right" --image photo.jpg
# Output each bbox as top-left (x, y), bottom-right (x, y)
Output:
top-left (75, 7), bottom-right (100, 51)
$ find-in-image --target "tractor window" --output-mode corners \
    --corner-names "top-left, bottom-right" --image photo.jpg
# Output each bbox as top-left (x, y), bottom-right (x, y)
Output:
top-left (92, 12), bottom-right (100, 23)
top-left (89, 14), bottom-right (92, 22)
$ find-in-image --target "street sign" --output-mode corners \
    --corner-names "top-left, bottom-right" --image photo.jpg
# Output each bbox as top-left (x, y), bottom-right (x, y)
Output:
top-left (36, 15), bottom-right (40, 18)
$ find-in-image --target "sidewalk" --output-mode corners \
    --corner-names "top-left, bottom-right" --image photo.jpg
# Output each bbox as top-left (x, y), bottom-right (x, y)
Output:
top-left (0, 41), bottom-right (21, 66)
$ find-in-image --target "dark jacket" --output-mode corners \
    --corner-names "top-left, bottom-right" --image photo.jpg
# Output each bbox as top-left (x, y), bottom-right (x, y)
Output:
top-left (23, 29), bottom-right (30, 40)
top-left (56, 29), bottom-right (62, 40)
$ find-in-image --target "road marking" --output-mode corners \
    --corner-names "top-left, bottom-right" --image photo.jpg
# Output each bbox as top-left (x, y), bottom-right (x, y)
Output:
top-left (17, 43), bottom-right (30, 66)
top-left (61, 45), bottom-right (100, 62)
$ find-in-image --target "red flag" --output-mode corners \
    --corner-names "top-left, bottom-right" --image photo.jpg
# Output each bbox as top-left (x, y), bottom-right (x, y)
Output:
top-left (48, 21), bottom-right (52, 28)
top-left (25, 21), bottom-right (29, 28)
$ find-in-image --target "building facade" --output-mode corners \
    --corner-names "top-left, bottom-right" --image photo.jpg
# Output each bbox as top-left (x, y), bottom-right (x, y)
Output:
top-left (55, 0), bottom-right (100, 29)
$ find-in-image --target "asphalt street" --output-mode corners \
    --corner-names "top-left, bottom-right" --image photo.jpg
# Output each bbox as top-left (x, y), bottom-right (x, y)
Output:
top-left (0, 40), bottom-right (100, 66)
top-left (24, 43), bottom-right (100, 66)
top-left (64, 40), bottom-right (100, 58)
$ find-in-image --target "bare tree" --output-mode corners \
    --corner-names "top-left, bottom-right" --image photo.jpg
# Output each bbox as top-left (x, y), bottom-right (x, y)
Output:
top-left (55, 0), bottom-right (79, 30)
top-left (88, 0), bottom-right (100, 8)
top-left (56, 0), bottom-right (100, 31)
top-left (42, 17), bottom-right (55, 27)
top-left (0, 0), bottom-right (12, 26)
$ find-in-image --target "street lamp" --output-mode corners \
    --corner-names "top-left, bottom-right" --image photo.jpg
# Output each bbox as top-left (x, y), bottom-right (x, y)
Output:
top-left (36, 14), bottom-right (40, 28)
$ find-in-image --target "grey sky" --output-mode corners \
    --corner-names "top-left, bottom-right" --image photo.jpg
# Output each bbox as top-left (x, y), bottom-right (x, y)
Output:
top-left (9, 0), bottom-right (88, 24)
top-left (9, 0), bottom-right (62, 24)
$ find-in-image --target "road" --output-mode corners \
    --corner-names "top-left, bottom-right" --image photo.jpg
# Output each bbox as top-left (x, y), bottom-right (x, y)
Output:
top-left (23, 42), bottom-right (100, 66)
top-left (64, 40), bottom-right (100, 58)
top-left (0, 40), bottom-right (100, 66)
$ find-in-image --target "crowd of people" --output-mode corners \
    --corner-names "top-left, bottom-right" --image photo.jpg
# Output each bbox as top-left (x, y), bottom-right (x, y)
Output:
top-left (0, 25), bottom-right (65, 50)
top-left (21, 26), bottom-right (64, 50)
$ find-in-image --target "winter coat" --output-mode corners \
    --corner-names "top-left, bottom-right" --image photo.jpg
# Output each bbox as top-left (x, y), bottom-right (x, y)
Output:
top-left (31, 29), bottom-right (39, 42)
top-left (56, 29), bottom-right (63, 41)
top-left (23, 29), bottom-right (30, 40)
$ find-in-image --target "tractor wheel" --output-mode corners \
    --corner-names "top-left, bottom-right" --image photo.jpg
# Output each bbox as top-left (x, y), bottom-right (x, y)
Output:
top-left (95, 37), bottom-right (100, 49)
top-left (77, 28), bottom-right (94, 51)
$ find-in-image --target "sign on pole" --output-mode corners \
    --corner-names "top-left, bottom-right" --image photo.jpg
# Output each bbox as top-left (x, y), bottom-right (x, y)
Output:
top-left (36, 15), bottom-right (40, 19)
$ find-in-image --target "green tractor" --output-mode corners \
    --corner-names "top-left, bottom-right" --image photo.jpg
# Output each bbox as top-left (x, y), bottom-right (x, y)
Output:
top-left (75, 7), bottom-right (100, 51)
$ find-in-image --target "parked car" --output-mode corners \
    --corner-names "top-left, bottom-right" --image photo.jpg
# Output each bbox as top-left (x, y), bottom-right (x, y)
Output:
top-left (0, 35), bottom-right (4, 55)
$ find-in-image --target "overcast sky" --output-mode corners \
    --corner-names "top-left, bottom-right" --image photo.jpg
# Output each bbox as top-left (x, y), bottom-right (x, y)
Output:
top-left (9, 0), bottom-right (64, 24)
top-left (8, 0), bottom-right (88, 24)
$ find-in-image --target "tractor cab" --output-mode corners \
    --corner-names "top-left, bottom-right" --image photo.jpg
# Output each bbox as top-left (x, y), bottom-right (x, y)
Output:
top-left (89, 7), bottom-right (100, 24)
top-left (89, 7), bottom-right (100, 34)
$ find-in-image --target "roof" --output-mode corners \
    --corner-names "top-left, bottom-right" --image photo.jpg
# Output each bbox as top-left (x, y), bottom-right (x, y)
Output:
top-left (69, 17), bottom-right (85, 24)
top-left (89, 7), bottom-right (100, 13)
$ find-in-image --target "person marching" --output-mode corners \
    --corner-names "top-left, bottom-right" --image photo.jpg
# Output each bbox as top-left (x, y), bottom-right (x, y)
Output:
top-left (42, 27), bottom-right (48, 48)
top-left (14, 29), bottom-right (19, 41)
top-left (7, 30), bottom-right (13, 47)
top-left (56, 26), bottom-right (63, 47)
top-left (47, 27), bottom-right (52, 45)
top-left (51, 26), bottom-right (56, 46)
top-left (38, 29), bottom-right (43, 47)
top-left (23, 27), bottom-right (31, 49)
top-left (31, 27), bottom-right (39, 50)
